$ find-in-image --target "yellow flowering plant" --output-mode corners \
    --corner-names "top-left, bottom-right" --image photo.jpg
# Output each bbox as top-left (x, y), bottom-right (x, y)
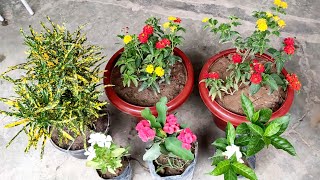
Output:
top-left (0, 17), bottom-right (107, 158)
top-left (116, 16), bottom-right (185, 93)
top-left (202, 0), bottom-right (301, 97)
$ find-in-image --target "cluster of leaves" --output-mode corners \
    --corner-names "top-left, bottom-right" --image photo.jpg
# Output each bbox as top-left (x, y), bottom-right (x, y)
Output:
top-left (0, 17), bottom-right (107, 158)
top-left (86, 143), bottom-right (129, 175)
top-left (210, 94), bottom-right (296, 180)
top-left (203, 2), bottom-right (294, 97)
top-left (141, 97), bottom-right (195, 162)
top-left (200, 77), bottom-right (225, 100)
top-left (116, 17), bottom-right (185, 93)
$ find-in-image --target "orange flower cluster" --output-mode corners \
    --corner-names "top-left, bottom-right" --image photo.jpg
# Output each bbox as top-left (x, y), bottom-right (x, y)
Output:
top-left (286, 73), bottom-right (301, 91)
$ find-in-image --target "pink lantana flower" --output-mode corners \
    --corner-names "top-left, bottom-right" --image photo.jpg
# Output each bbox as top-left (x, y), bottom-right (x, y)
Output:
top-left (163, 114), bottom-right (180, 134)
top-left (136, 120), bottom-right (156, 142)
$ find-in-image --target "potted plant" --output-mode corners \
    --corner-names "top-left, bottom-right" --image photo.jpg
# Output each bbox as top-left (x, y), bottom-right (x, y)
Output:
top-left (104, 16), bottom-right (194, 118)
top-left (199, 0), bottom-right (300, 130)
top-left (0, 17), bottom-right (108, 158)
top-left (135, 97), bottom-right (197, 179)
top-left (85, 132), bottom-right (132, 179)
top-left (209, 94), bottom-right (296, 180)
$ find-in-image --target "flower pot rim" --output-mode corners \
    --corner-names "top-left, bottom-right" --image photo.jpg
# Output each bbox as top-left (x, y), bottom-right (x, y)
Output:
top-left (199, 48), bottom-right (294, 126)
top-left (104, 47), bottom-right (194, 118)
top-left (96, 157), bottom-right (131, 179)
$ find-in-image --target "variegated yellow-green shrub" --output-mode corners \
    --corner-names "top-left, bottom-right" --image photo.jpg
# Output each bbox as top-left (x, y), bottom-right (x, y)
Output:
top-left (0, 17), bottom-right (107, 158)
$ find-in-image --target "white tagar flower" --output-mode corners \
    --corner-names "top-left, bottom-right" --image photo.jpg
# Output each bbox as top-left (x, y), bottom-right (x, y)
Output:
top-left (84, 146), bottom-right (96, 160)
top-left (222, 144), bottom-right (244, 163)
top-left (88, 133), bottom-right (113, 148)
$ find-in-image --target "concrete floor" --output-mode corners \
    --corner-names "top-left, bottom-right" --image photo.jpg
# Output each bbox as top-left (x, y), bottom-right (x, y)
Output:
top-left (0, 0), bottom-right (319, 179)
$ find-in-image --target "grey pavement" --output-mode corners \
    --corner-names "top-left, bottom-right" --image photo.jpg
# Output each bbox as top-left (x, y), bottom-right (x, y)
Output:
top-left (0, 0), bottom-right (319, 179)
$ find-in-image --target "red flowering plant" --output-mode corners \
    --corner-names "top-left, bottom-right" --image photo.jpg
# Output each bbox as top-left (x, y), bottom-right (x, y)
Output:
top-left (136, 97), bottom-right (197, 172)
top-left (202, 0), bottom-right (301, 98)
top-left (116, 16), bottom-right (185, 93)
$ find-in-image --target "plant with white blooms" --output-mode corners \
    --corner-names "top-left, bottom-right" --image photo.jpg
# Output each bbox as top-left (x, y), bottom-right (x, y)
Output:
top-left (85, 133), bottom-right (129, 174)
top-left (222, 144), bottom-right (244, 163)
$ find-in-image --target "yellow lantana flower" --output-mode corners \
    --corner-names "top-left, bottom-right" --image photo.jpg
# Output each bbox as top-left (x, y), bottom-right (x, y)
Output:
top-left (43, 53), bottom-right (49, 60)
top-left (168, 16), bottom-right (177, 21)
top-left (278, 19), bottom-right (286, 28)
top-left (274, 0), bottom-right (281, 6)
top-left (257, 23), bottom-right (268, 31)
top-left (163, 22), bottom-right (170, 29)
top-left (280, 1), bottom-right (288, 9)
top-left (256, 18), bottom-right (266, 25)
top-left (170, 26), bottom-right (177, 32)
top-left (273, 16), bottom-right (280, 22)
top-left (155, 67), bottom-right (165, 77)
top-left (266, 12), bottom-right (273, 18)
top-left (123, 35), bottom-right (132, 44)
top-left (202, 17), bottom-right (209, 23)
top-left (146, 64), bottom-right (154, 74)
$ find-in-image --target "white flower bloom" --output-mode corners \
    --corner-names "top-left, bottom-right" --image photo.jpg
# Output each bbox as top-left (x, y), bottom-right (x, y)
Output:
top-left (84, 146), bottom-right (96, 160)
top-left (88, 133), bottom-right (113, 147)
top-left (222, 144), bottom-right (244, 163)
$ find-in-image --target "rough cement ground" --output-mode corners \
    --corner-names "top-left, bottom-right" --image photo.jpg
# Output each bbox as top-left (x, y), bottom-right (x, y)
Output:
top-left (0, 0), bottom-right (319, 179)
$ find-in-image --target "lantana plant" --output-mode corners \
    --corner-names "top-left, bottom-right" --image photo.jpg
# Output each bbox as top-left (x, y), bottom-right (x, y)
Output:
top-left (85, 133), bottom-right (129, 175)
top-left (117, 16), bottom-right (185, 93)
top-left (210, 94), bottom-right (296, 180)
top-left (136, 97), bottom-right (197, 171)
top-left (202, 0), bottom-right (301, 99)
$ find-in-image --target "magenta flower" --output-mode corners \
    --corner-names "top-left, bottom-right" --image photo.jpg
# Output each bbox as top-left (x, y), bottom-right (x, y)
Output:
top-left (182, 143), bottom-right (192, 150)
top-left (138, 128), bottom-right (156, 142)
top-left (163, 114), bottom-right (180, 134)
top-left (177, 128), bottom-right (197, 150)
top-left (136, 120), bottom-right (151, 131)
top-left (166, 114), bottom-right (178, 125)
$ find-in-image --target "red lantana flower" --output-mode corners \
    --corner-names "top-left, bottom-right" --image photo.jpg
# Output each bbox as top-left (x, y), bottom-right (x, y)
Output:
top-left (155, 41), bottom-right (166, 49)
top-left (286, 73), bottom-right (301, 91)
top-left (174, 17), bottom-right (182, 23)
top-left (208, 72), bottom-right (220, 79)
top-left (138, 32), bottom-right (149, 44)
top-left (162, 38), bottom-right (171, 46)
top-left (284, 45), bottom-right (295, 55)
top-left (250, 73), bottom-right (262, 84)
top-left (232, 53), bottom-right (242, 64)
top-left (143, 25), bottom-right (154, 35)
top-left (253, 63), bottom-right (265, 73)
top-left (283, 37), bottom-right (294, 46)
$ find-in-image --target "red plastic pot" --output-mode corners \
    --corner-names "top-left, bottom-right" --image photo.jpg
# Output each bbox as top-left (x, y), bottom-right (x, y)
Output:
top-left (104, 48), bottom-right (194, 118)
top-left (199, 48), bottom-right (294, 131)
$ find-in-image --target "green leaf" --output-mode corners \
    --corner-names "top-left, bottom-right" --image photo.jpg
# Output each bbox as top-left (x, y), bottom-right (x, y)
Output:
top-left (165, 137), bottom-right (194, 160)
top-left (141, 108), bottom-right (161, 128)
top-left (241, 93), bottom-right (254, 121)
top-left (265, 74), bottom-right (278, 91)
top-left (156, 97), bottom-right (168, 126)
top-left (226, 122), bottom-right (236, 145)
top-left (276, 60), bottom-right (284, 74)
top-left (211, 149), bottom-right (225, 166)
top-left (258, 108), bottom-right (273, 124)
top-left (86, 161), bottom-right (100, 169)
top-left (210, 160), bottom-right (230, 176)
top-left (249, 84), bottom-right (261, 95)
top-left (246, 136), bottom-right (265, 156)
top-left (271, 73), bottom-right (284, 85)
top-left (235, 135), bottom-right (250, 146)
top-left (143, 142), bottom-right (162, 161)
top-left (247, 123), bottom-right (264, 136)
top-left (264, 122), bottom-right (281, 137)
top-left (270, 136), bottom-right (296, 156)
top-left (224, 168), bottom-right (237, 180)
top-left (111, 148), bottom-right (126, 157)
top-left (268, 116), bottom-right (290, 135)
top-left (231, 162), bottom-right (258, 180)
top-left (212, 138), bottom-right (228, 151)
top-left (252, 111), bottom-right (260, 122)
top-left (236, 123), bottom-right (249, 134)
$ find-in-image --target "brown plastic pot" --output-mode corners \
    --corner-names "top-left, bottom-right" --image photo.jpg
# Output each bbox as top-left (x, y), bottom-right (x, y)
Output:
top-left (104, 48), bottom-right (194, 118)
top-left (199, 48), bottom-right (294, 131)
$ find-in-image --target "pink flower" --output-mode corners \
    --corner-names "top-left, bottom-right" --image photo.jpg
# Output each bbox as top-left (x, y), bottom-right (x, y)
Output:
top-left (136, 120), bottom-right (151, 131)
top-left (166, 114), bottom-right (177, 125)
top-left (138, 128), bottom-right (156, 142)
top-left (163, 114), bottom-right (180, 134)
top-left (177, 128), bottom-right (197, 150)
top-left (182, 143), bottom-right (191, 150)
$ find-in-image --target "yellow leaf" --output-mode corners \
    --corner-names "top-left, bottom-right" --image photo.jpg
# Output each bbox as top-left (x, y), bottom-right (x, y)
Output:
top-left (5, 119), bottom-right (29, 128)
top-left (61, 130), bottom-right (74, 141)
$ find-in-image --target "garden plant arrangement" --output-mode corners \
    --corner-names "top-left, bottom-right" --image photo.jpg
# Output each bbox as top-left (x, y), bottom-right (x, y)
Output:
top-left (104, 16), bottom-right (194, 118)
top-left (199, 0), bottom-right (299, 129)
top-left (85, 133), bottom-right (132, 179)
top-left (136, 97), bottom-right (197, 179)
top-left (0, 17), bottom-right (108, 158)
top-left (210, 94), bottom-right (296, 180)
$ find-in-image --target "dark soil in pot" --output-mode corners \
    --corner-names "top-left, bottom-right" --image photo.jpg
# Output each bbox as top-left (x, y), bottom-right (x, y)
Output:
top-left (97, 158), bottom-right (129, 179)
top-left (209, 53), bottom-right (286, 115)
top-left (51, 109), bottom-right (109, 150)
top-left (111, 62), bottom-right (187, 107)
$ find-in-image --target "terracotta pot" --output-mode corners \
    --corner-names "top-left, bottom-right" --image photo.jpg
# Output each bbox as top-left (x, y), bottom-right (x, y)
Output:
top-left (104, 48), bottom-right (194, 118)
top-left (199, 48), bottom-right (294, 130)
